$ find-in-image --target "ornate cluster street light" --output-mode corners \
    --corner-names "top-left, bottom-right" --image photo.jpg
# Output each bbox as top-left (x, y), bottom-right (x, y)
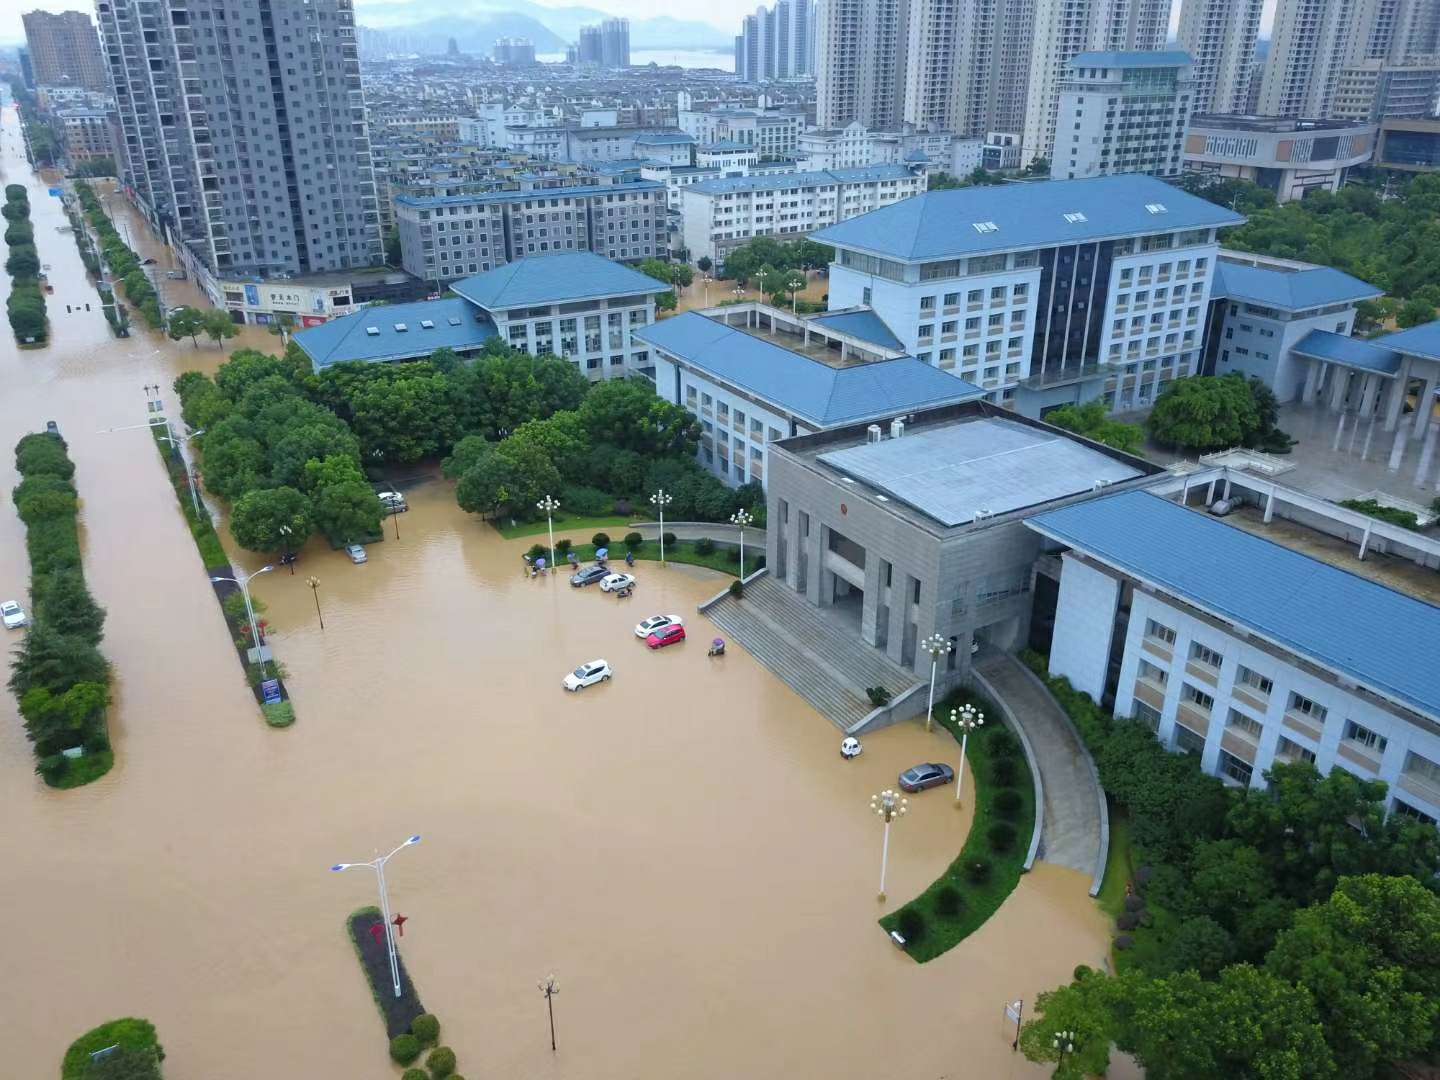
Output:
top-left (920, 633), bottom-right (952, 733)
top-left (950, 702), bottom-right (985, 805)
top-left (278, 524), bottom-right (294, 574)
top-left (330, 834), bottom-right (422, 999)
top-left (537, 494), bottom-right (560, 571)
top-left (730, 507), bottom-right (753, 576)
top-left (538, 973), bottom-right (560, 1051)
top-left (211, 565), bottom-right (272, 675)
top-left (1054, 1030), bottom-right (1078, 1070)
top-left (306, 575), bottom-right (325, 630)
top-left (870, 788), bottom-right (908, 900)
top-left (651, 488), bottom-right (672, 564)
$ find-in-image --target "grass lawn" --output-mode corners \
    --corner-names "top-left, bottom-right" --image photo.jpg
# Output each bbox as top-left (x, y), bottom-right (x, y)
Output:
top-left (879, 688), bottom-right (1037, 962)
top-left (496, 513), bottom-right (630, 540)
top-left (62, 1017), bottom-right (163, 1078)
top-left (533, 538), bottom-right (762, 579)
top-left (51, 749), bottom-right (114, 789)
top-left (1096, 805), bottom-right (1132, 920)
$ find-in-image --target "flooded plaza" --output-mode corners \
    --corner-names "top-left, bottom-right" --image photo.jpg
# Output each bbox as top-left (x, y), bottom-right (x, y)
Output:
top-left (0, 102), bottom-right (1114, 1079)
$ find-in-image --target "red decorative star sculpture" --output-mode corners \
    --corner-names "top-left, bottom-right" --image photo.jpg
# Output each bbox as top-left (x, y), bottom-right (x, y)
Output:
top-left (392, 914), bottom-right (409, 937)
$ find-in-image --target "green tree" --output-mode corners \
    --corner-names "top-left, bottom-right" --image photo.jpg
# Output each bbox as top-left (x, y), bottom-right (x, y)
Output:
top-left (195, 427), bottom-right (267, 500)
top-left (441, 434), bottom-right (493, 480)
top-left (1265, 874), bottom-right (1440, 1078)
top-left (20, 681), bottom-right (109, 757)
top-left (167, 306), bottom-right (207, 346)
top-left (203, 308), bottom-right (239, 348)
top-left (229, 486), bottom-right (315, 552)
top-left (1146, 375), bottom-right (1261, 453)
top-left (507, 411), bottom-right (592, 482)
top-left (1162, 914), bottom-right (1235, 977)
top-left (1017, 973), bottom-right (1119, 1079)
top-left (654, 289), bottom-right (677, 311)
top-left (579, 378), bottom-right (700, 456)
top-left (1044, 400), bottom-right (1145, 453)
top-left (267, 418), bottom-right (359, 488)
top-left (5, 244), bottom-right (40, 278)
top-left (696, 255), bottom-right (712, 273)
top-left (451, 348), bottom-right (589, 439)
top-left (87, 1044), bottom-right (163, 1080)
top-left (8, 622), bottom-right (109, 697)
top-left (312, 475), bottom-right (382, 542)
top-left (347, 368), bottom-right (459, 463)
top-left (36, 568), bottom-right (106, 644)
top-left (455, 451), bottom-right (522, 518)
top-left (1397, 297), bottom-right (1436, 328)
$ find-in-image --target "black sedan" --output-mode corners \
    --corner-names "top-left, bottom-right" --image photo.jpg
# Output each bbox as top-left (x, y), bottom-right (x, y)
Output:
top-left (899, 762), bottom-right (955, 792)
top-left (570, 564), bottom-right (610, 587)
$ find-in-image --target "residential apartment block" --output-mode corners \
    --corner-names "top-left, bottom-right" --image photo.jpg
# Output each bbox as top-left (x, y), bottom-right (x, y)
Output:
top-left (736, 0), bottom-right (814, 82)
top-left (1056, 51), bottom-right (1193, 180)
top-left (21, 10), bottom-right (108, 93)
top-left (814, 0), bottom-right (910, 129)
top-left (681, 164), bottom-right (926, 264)
top-left (395, 180), bottom-right (666, 286)
top-left (1175, 0), bottom-right (1264, 114)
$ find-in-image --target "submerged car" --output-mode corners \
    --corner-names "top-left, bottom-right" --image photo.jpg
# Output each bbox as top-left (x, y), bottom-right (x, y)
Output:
top-left (645, 624), bottom-right (686, 650)
top-left (634, 614), bottom-right (683, 638)
top-left (563, 659), bottom-right (612, 691)
top-left (599, 572), bottom-right (636, 593)
top-left (377, 491), bottom-right (408, 512)
top-left (346, 543), bottom-right (368, 564)
top-left (570, 565), bottom-right (609, 587)
top-left (1, 600), bottom-right (26, 629)
top-left (899, 762), bottom-right (955, 792)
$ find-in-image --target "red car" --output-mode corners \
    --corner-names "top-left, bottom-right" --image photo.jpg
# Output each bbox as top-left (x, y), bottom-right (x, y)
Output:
top-left (645, 624), bottom-right (686, 650)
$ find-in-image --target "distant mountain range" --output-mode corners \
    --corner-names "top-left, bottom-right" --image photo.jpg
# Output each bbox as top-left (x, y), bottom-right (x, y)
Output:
top-left (354, 0), bottom-right (732, 52)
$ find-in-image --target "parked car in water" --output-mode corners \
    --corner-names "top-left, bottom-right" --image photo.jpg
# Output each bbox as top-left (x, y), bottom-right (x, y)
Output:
top-left (645, 624), bottom-right (686, 650)
top-left (377, 491), bottom-right (408, 512)
top-left (1, 600), bottom-right (27, 629)
top-left (570, 565), bottom-right (609, 587)
top-left (599, 572), bottom-right (636, 593)
top-left (346, 544), bottom-right (367, 564)
top-left (634, 614), bottom-right (683, 638)
top-left (563, 659), bottom-right (612, 691)
top-left (899, 762), bottom-right (955, 792)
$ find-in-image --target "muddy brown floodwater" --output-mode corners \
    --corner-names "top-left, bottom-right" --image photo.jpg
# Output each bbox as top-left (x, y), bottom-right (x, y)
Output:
top-left (0, 101), bottom-right (1118, 1079)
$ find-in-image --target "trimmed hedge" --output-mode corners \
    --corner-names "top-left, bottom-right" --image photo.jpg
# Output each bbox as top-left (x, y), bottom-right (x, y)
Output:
top-left (4, 183), bottom-right (47, 343)
top-left (62, 1018), bottom-right (164, 1079)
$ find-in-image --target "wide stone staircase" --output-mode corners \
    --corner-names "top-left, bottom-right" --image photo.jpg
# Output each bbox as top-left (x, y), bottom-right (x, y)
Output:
top-left (703, 573), bottom-right (920, 730)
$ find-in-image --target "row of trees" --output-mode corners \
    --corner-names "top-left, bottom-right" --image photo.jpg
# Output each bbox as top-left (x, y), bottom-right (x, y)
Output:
top-left (9, 433), bottom-right (112, 787)
top-left (1019, 659), bottom-right (1440, 1079)
top-left (167, 305), bottom-right (238, 349)
top-left (4, 182), bottom-right (48, 343)
top-left (73, 180), bottom-right (164, 329)
top-left (714, 236), bottom-right (833, 286)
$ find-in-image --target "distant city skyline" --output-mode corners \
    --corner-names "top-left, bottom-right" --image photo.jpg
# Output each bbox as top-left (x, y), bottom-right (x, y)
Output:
top-left (2, 0), bottom-right (1284, 48)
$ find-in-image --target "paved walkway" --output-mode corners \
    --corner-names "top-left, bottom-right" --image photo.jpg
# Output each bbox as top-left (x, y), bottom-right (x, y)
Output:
top-left (628, 520), bottom-right (769, 547)
top-left (972, 651), bottom-right (1106, 888)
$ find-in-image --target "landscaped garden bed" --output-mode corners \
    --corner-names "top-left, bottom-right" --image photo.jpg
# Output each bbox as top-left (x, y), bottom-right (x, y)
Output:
top-left (62, 1017), bottom-right (165, 1078)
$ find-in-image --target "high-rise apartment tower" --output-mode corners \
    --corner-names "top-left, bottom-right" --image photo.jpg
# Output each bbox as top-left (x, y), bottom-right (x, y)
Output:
top-left (1176, 0), bottom-right (1264, 114)
top-left (21, 10), bottom-right (108, 92)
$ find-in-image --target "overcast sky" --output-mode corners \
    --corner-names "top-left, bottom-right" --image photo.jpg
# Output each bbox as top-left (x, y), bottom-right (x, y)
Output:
top-left (4, 0), bottom-right (1276, 55)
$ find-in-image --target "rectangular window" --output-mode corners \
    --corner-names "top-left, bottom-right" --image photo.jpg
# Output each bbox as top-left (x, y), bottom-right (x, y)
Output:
top-left (1145, 618), bottom-right (1176, 646)
top-left (1287, 692), bottom-right (1327, 723)
top-left (1181, 684), bottom-right (1214, 712)
top-left (1189, 642), bottom-right (1223, 669)
top-left (1218, 750), bottom-right (1254, 787)
top-left (1276, 735), bottom-right (1316, 765)
top-left (1236, 666), bottom-right (1272, 696)
top-left (1226, 709), bottom-right (1263, 740)
top-left (1403, 751), bottom-right (1440, 789)
top-left (1393, 800), bottom-right (1438, 826)
top-left (1133, 701), bottom-right (1161, 732)
top-left (1173, 724), bottom-right (1205, 755)
top-left (1343, 719), bottom-right (1388, 755)
top-left (1137, 659), bottom-right (1168, 686)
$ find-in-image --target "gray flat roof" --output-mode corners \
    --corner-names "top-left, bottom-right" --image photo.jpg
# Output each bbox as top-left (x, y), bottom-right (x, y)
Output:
top-left (817, 417), bottom-right (1144, 527)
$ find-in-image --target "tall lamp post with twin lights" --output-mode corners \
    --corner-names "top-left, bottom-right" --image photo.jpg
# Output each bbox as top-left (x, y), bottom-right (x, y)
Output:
top-left (211, 565), bottom-right (272, 674)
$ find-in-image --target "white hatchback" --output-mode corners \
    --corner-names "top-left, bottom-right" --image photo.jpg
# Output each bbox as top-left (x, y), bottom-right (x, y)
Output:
top-left (1, 600), bottom-right (26, 629)
top-left (563, 659), bottom-right (613, 691)
top-left (599, 572), bottom-right (636, 593)
top-left (634, 614), bottom-right (683, 638)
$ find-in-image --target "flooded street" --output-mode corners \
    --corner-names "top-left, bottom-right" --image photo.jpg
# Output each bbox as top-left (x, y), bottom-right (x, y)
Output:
top-left (0, 101), bottom-right (1112, 1079)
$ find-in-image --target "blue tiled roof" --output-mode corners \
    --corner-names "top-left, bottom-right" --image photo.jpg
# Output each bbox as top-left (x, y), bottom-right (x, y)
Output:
top-left (634, 131), bottom-right (695, 145)
top-left (809, 309), bottom-right (905, 352)
top-left (1213, 260), bottom-right (1382, 309)
top-left (689, 164), bottom-right (916, 196)
top-left (634, 313), bottom-right (982, 427)
top-left (699, 139), bottom-right (752, 151)
top-left (1028, 491), bottom-right (1440, 721)
top-left (1292, 329), bottom-right (1402, 374)
top-left (1375, 319), bottom-right (1440, 361)
top-left (1070, 50), bottom-right (1192, 68)
top-left (812, 175), bottom-right (1244, 262)
top-left (396, 180), bottom-right (664, 208)
top-left (450, 252), bottom-right (671, 310)
top-left (293, 297), bottom-right (495, 371)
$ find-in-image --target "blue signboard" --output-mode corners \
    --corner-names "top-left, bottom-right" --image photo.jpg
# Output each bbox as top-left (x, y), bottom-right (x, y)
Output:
top-left (48, 187), bottom-right (62, 198)
top-left (261, 679), bottom-right (282, 704)
top-left (244, 284), bottom-right (261, 307)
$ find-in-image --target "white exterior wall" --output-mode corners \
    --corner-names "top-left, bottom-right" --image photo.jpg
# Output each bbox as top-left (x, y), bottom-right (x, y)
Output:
top-left (651, 354), bottom-right (802, 486)
top-left (1216, 300), bottom-right (1359, 402)
top-left (1110, 589), bottom-right (1440, 821)
top-left (493, 296), bottom-right (657, 382)
top-left (1048, 553), bottom-right (1122, 699)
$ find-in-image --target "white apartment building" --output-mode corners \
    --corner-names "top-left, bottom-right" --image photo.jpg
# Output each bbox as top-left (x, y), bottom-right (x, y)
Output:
top-left (1033, 490), bottom-right (1440, 825)
top-left (678, 108), bottom-right (806, 160)
top-left (798, 123), bottom-right (959, 171)
top-left (1176, 0), bottom-right (1264, 114)
top-left (1056, 51), bottom-right (1193, 180)
top-left (681, 164), bottom-right (926, 264)
top-left (697, 141), bottom-right (761, 171)
top-left (1181, 115), bottom-right (1377, 203)
top-left (812, 174), bottom-right (1242, 410)
top-left (814, 0), bottom-right (910, 128)
top-left (1021, 0), bottom-right (1170, 166)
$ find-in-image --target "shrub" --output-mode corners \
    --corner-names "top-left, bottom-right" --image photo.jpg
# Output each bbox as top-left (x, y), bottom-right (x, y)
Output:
top-left (592, 531), bottom-right (611, 548)
top-left (726, 546), bottom-right (741, 564)
top-left (964, 857), bottom-right (992, 884)
top-left (728, 579), bottom-right (744, 598)
top-left (987, 727), bottom-right (1018, 758)
top-left (410, 1013), bottom-right (440, 1046)
top-left (403, 1071), bottom-right (428, 1080)
top-left (1073, 964), bottom-right (1095, 982)
top-left (1135, 865), bottom-right (1153, 889)
top-left (991, 757), bottom-right (1018, 787)
top-left (623, 531), bottom-right (643, 549)
top-left (390, 1034), bottom-right (421, 1065)
top-left (694, 536), bottom-right (716, 555)
top-left (896, 906), bottom-right (926, 942)
top-left (1116, 911), bottom-right (1139, 931)
top-left (934, 885), bottom-right (963, 917)
top-left (987, 822), bottom-right (1017, 852)
top-left (614, 498), bottom-right (632, 516)
top-left (662, 530), bottom-right (677, 548)
top-left (526, 542), bottom-right (546, 562)
top-left (993, 789), bottom-right (1023, 819)
top-left (426, 1046), bottom-right (457, 1078)
top-left (1115, 934), bottom-right (1134, 950)
top-left (558, 484), bottom-right (611, 516)
top-left (1123, 893), bottom-right (1144, 912)
top-left (554, 537), bottom-right (572, 556)
top-left (865, 685), bottom-right (892, 707)
top-left (262, 701), bottom-right (295, 728)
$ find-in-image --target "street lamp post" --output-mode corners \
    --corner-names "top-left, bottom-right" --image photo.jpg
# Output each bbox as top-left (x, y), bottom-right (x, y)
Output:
top-left (331, 834), bottom-right (422, 999)
top-left (1053, 1030), bottom-right (1077, 1071)
top-left (651, 488), bottom-right (672, 564)
top-left (732, 283), bottom-right (745, 304)
top-left (729, 507), bottom-right (752, 577)
top-left (920, 633), bottom-right (952, 733)
top-left (702, 273), bottom-right (712, 305)
top-left (152, 421), bottom-right (206, 518)
top-left (307, 575), bottom-right (325, 630)
top-left (950, 703), bottom-right (985, 806)
top-left (538, 973), bottom-right (560, 1052)
top-left (870, 788), bottom-right (907, 901)
top-left (537, 494), bottom-right (560, 571)
top-left (210, 565), bottom-right (273, 675)
top-left (278, 524), bottom-right (294, 574)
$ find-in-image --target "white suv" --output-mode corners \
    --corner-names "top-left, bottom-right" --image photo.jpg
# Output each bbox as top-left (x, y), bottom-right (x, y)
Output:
top-left (1, 600), bottom-right (26, 629)
top-left (563, 659), bottom-right (612, 691)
